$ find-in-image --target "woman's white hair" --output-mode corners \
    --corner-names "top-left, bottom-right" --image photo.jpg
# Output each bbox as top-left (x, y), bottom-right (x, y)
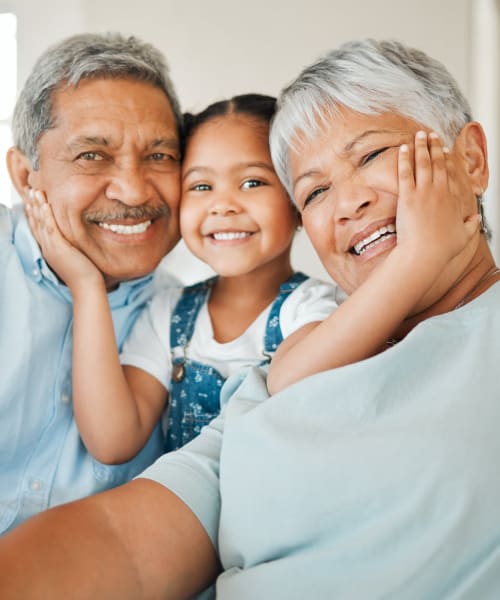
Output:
top-left (270, 39), bottom-right (472, 199)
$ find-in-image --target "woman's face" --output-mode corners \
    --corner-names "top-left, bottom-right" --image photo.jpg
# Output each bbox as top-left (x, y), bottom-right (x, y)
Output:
top-left (289, 107), bottom-right (477, 294)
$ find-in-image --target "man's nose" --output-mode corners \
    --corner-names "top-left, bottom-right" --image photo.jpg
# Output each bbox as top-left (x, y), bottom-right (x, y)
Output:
top-left (105, 164), bottom-right (152, 206)
top-left (334, 181), bottom-right (377, 223)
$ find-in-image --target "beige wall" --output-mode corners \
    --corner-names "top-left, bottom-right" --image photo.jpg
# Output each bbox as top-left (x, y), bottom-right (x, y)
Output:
top-left (5, 0), bottom-right (497, 282)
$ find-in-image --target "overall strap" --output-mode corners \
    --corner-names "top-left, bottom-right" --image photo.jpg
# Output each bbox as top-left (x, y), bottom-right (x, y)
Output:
top-left (263, 271), bottom-right (309, 353)
top-left (170, 276), bottom-right (218, 349)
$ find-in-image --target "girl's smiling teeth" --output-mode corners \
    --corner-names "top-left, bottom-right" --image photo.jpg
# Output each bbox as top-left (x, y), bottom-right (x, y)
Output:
top-left (210, 231), bottom-right (253, 241)
top-left (351, 224), bottom-right (396, 255)
top-left (98, 220), bottom-right (152, 235)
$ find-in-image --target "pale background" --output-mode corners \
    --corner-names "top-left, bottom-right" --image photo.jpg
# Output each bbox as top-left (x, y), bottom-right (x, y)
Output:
top-left (1, 0), bottom-right (499, 283)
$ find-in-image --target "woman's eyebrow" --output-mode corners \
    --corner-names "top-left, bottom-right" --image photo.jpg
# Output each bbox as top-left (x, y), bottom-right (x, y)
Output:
top-left (342, 129), bottom-right (394, 154)
top-left (293, 129), bottom-right (399, 189)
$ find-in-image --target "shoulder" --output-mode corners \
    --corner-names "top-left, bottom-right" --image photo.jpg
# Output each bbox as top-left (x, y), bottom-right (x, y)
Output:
top-left (0, 204), bottom-right (16, 242)
top-left (280, 275), bottom-right (340, 337)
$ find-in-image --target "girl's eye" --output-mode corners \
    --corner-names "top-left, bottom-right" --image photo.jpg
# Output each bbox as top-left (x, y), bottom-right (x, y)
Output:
top-left (241, 179), bottom-right (264, 190)
top-left (361, 147), bottom-right (388, 166)
top-left (303, 186), bottom-right (329, 208)
top-left (191, 183), bottom-right (211, 192)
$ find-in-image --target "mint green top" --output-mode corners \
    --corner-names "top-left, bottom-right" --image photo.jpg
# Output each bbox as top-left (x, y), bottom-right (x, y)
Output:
top-left (142, 282), bottom-right (500, 599)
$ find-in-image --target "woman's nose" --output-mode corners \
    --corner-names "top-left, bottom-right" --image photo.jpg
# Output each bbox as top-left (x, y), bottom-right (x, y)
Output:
top-left (334, 182), bottom-right (377, 223)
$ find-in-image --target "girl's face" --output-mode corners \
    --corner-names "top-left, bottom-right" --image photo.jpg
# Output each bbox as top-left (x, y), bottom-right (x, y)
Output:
top-left (181, 114), bottom-right (298, 278)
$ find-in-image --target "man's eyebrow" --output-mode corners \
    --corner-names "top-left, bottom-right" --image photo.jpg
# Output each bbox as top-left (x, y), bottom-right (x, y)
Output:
top-left (149, 137), bottom-right (180, 151)
top-left (66, 136), bottom-right (109, 151)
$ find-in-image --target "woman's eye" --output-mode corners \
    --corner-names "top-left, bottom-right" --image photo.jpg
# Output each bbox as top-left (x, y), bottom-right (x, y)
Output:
top-left (191, 183), bottom-right (211, 192)
top-left (241, 179), bottom-right (264, 190)
top-left (303, 186), bottom-right (329, 208)
top-left (361, 147), bottom-right (388, 166)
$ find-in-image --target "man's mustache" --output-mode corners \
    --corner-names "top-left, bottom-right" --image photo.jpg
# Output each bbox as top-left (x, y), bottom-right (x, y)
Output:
top-left (84, 204), bottom-right (171, 222)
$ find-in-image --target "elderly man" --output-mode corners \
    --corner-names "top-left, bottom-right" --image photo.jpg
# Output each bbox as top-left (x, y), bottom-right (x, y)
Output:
top-left (2, 38), bottom-right (500, 599)
top-left (0, 32), bottom-right (182, 534)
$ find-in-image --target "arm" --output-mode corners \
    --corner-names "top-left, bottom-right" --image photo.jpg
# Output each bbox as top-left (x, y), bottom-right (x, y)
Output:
top-left (0, 479), bottom-right (219, 599)
top-left (26, 192), bottom-right (167, 463)
top-left (267, 131), bottom-right (480, 394)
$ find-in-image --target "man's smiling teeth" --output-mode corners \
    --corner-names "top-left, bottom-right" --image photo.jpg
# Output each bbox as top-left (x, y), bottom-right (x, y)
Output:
top-left (353, 224), bottom-right (396, 255)
top-left (98, 220), bottom-right (152, 235)
top-left (211, 231), bottom-right (252, 241)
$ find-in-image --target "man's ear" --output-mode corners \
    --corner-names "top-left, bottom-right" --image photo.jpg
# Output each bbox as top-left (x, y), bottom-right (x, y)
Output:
top-left (454, 121), bottom-right (489, 194)
top-left (6, 147), bottom-right (35, 202)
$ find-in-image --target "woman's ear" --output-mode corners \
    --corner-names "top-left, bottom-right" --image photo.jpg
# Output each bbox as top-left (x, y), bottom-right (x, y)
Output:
top-left (6, 147), bottom-right (35, 202)
top-left (455, 121), bottom-right (489, 194)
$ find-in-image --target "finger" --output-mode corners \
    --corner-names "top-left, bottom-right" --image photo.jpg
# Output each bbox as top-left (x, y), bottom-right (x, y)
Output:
top-left (398, 143), bottom-right (414, 199)
top-left (463, 213), bottom-right (481, 239)
top-left (414, 130), bottom-right (432, 187)
top-left (428, 132), bottom-right (447, 187)
top-left (34, 190), bottom-right (57, 235)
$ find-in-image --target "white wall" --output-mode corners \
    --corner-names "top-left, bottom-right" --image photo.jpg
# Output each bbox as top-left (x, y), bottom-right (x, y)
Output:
top-left (4, 0), bottom-right (497, 283)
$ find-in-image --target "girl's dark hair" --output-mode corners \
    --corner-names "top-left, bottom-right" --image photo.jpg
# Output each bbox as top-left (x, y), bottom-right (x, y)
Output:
top-left (182, 93), bottom-right (277, 155)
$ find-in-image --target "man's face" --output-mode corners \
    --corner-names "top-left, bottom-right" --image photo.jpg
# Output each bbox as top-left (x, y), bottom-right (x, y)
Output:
top-left (30, 78), bottom-right (181, 289)
top-left (289, 107), bottom-right (475, 294)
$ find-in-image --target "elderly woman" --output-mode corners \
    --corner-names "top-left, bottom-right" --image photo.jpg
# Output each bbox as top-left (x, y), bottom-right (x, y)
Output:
top-left (1, 40), bottom-right (500, 599)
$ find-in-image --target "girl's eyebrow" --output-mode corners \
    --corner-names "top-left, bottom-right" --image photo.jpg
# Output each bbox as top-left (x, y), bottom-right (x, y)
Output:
top-left (183, 161), bottom-right (274, 181)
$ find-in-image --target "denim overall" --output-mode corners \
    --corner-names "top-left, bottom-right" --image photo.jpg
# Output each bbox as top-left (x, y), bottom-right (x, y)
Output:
top-left (166, 272), bottom-right (308, 451)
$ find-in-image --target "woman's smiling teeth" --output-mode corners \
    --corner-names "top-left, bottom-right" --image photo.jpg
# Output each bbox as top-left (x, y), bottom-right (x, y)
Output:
top-left (211, 231), bottom-right (252, 241)
top-left (352, 224), bottom-right (396, 255)
top-left (98, 220), bottom-right (152, 235)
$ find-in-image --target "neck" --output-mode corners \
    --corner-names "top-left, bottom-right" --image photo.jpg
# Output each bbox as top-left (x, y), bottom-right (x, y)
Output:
top-left (394, 241), bottom-right (498, 341)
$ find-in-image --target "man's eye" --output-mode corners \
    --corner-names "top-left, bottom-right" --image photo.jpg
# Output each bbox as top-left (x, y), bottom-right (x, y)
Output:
top-left (76, 151), bottom-right (103, 161)
top-left (191, 183), bottom-right (211, 192)
top-left (303, 186), bottom-right (329, 208)
top-left (241, 179), bottom-right (264, 190)
top-left (361, 147), bottom-right (388, 166)
top-left (148, 152), bottom-right (177, 162)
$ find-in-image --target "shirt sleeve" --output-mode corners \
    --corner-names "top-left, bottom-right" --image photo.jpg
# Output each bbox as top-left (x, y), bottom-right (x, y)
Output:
top-left (119, 286), bottom-right (182, 389)
top-left (279, 277), bottom-right (340, 338)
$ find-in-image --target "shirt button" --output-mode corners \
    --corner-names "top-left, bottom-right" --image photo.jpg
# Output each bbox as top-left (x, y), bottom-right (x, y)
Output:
top-left (61, 392), bottom-right (70, 404)
top-left (32, 268), bottom-right (39, 278)
top-left (30, 479), bottom-right (43, 491)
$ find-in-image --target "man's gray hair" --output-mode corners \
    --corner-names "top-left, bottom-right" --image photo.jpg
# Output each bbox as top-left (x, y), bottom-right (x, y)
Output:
top-left (270, 39), bottom-right (473, 198)
top-left (12, 32), bottom-right (182, 168)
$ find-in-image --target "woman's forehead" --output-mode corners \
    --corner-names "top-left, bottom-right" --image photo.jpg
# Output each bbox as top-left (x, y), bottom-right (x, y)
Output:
top-left (289, 109), bottom-right (423, 170)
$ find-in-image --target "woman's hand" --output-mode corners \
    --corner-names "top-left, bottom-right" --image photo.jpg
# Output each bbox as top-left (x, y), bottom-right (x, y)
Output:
top-left (396, 130), bottom-right (480, 269)
top-left (25, 189), bottom-right (104, 292)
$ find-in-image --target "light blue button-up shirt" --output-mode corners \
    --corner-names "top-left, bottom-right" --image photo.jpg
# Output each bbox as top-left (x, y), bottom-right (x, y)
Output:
top-left (0, 203), bottom-right (173, 534)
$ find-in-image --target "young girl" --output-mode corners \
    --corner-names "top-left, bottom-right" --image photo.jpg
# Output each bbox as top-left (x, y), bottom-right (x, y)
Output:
top-left (26, 94), bottom-right (339, 463)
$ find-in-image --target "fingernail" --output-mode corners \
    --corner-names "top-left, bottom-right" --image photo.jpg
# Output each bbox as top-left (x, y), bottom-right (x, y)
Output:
top-left (34, 190), bottom-right (44, 202)
top-left (416, 130), bottom-right (427, 139)
top-left (429, 131), bottom-right (440, 139)
top-left (442, 146), bottom-right (450, 154)
top-left (400, 144), bottom-right (409, 152)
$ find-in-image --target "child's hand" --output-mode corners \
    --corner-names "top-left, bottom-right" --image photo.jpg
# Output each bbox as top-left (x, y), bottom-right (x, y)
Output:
top-left (396, 130), bottom-right (480, 269)
top-left (25, 189), bottom-right (104, 291)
